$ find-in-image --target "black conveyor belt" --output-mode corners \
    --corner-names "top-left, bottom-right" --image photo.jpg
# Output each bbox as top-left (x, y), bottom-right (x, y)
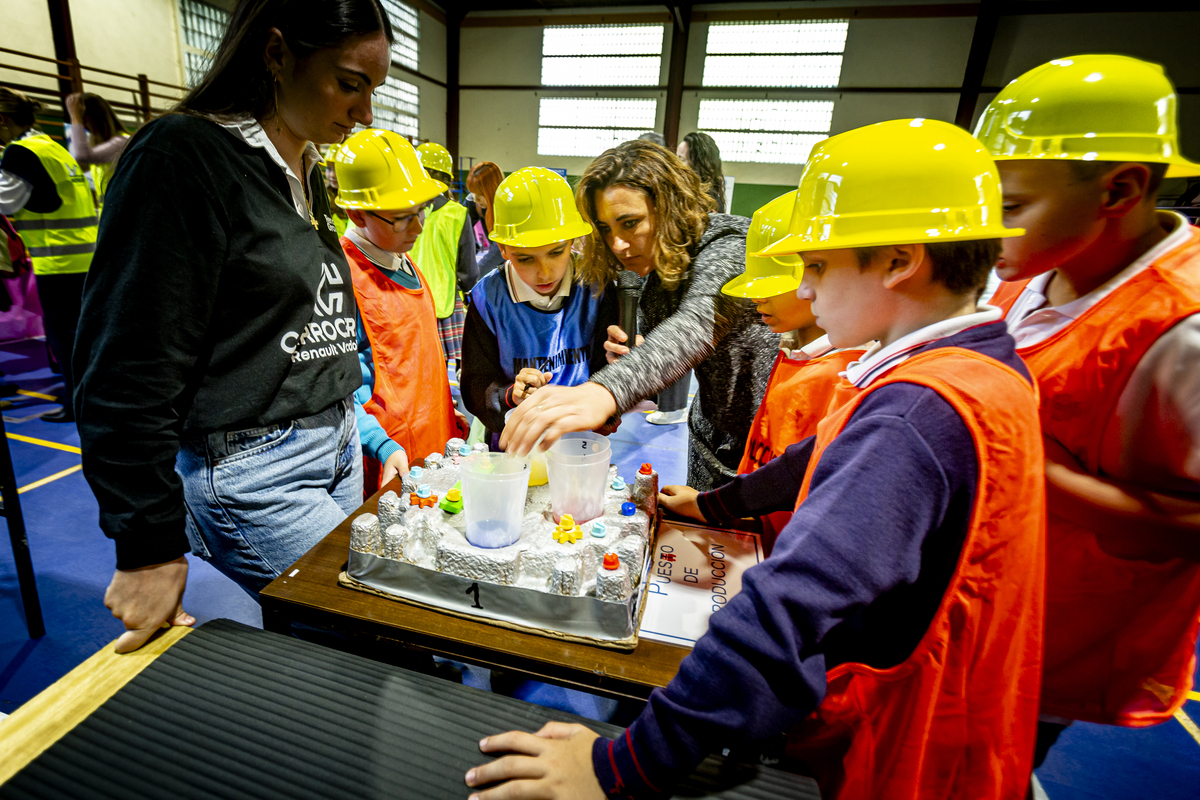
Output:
top-left (1, 619), bottom-right (820, 799)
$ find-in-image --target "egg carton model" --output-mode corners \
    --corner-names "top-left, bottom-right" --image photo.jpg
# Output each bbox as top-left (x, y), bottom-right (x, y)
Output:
top-left (344, 441), bottom-right (658, 647)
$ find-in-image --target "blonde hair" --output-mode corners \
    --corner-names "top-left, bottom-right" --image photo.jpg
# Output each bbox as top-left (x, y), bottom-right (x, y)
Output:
top-left (466, 161), bottom-right (503, 233)
top-left (0, 88), bottom-right (43, 128)
top-left (575, 140), bottom-right (714, 290)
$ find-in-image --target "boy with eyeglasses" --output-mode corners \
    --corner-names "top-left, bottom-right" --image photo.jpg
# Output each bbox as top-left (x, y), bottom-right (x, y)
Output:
top-left (333, 130), bottom-right (467, 493)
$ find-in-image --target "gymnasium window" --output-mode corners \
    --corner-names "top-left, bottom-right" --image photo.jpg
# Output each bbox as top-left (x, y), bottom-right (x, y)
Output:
top-left (537, 25), bottom-right (664, 157)
top-left (541, 24), bottom-right (665, 87)
top-left (178, 0), bottom-right (229, 87)
top-left (368, 75), bottom-right (420, 138)
top-left (701, 20), bottom-right (849, 88)
top-left (537, 98), bottom-right (658, 158)
top-left (379, 0), bottom-right (420, 71)
top-left (697, 99), bottom-right (833, 164)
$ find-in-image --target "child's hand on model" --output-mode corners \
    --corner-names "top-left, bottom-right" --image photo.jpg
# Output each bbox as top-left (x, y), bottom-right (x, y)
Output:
top-left (465, 722), bottom-right (603, 800)
top-left (380, 449), bottom-right (409, 488)
top-left (604, 325), bottom-right (644, 364)
top-left (659, 485), bottom-right (704, 521)
top-left (513, 368), bottom-right (553, 403)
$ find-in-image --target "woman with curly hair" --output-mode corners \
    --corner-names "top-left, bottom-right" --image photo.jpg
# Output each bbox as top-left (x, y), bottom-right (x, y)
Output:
top-left (499, 140), bottom-right (778, 489)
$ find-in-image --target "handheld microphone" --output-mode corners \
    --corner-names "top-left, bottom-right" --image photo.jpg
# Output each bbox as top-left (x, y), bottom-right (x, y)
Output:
top-left (617, 270), bottom-right (642, 349)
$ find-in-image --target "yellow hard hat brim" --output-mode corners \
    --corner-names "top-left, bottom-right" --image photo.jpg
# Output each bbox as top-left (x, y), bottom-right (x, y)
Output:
top-left (991, 152), bottom-right (1200, 179)
top-left (759, 225), bottom-right (1025, 258)
top-left (721, 273), bottom-right (801, 299)
top-left (337, 177), bottom-right (447, 211)
top-left (489, 219), bottom-right (593, 248)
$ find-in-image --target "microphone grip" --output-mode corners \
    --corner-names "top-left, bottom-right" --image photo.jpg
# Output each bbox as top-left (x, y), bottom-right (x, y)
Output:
top-left (619, 289), bottom-right (638, 348)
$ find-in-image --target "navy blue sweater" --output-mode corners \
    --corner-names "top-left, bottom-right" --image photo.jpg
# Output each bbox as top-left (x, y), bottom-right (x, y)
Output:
top-left (593, 321), bottom-right (1031, 797)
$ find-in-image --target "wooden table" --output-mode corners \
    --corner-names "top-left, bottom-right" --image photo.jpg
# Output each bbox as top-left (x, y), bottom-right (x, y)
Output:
top-left (260, 486), bottom-right (696, 701)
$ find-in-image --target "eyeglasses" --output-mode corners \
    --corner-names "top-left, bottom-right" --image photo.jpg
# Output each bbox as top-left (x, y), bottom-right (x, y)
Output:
top-left (368, 205), bottom-right (429, 230)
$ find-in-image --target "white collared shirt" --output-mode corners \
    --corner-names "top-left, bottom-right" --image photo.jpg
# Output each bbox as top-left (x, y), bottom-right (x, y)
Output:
top-left (844, 306), bottom-right (1004, 389)
top-left (780, 332), bottom-right (837, 361)
top-left (217, 116), bottom-right (322, 222)
top-left (1003, 211), bottom-right (1200, 488)
top-left (0, 129), bottom-right (39, 215)
top-left (505, 258), bottom-right (574, 312)
top-left (346, 227), bottom-right (415, 276)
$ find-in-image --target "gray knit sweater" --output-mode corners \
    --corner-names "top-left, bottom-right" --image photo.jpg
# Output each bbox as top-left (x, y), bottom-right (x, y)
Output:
top-left (591, 214), bottom-right (780, 483)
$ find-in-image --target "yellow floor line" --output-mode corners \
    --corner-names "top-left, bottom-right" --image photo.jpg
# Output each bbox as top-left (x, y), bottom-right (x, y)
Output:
top-left (18, 463), bottom-right (82, 494)
top-left (6, 432), bottom-right (82, 454)
top-left (1175, 707), bottom-right (1200, 748)
top-left (16, 389), bottom-right (58, 402)
top-left (1189, 690), bottom-right (1200, 703)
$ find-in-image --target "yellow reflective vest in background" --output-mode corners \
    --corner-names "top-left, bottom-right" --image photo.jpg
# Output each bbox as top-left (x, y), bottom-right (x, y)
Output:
top-left (9, 133), bottom-right (98, 275)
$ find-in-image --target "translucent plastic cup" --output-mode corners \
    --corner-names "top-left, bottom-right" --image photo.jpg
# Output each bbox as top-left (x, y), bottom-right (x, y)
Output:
top-left (546, 432), bottom-right (611, 524)
top-left (462, 453), bottom-right (530, 548)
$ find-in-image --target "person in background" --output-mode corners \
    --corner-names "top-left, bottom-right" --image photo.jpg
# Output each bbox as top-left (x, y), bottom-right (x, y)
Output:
top-left (460, 167), bottom-right (617, 445)
top-left (647, 131), bottom-right (728, 426)
top-left (500, 140), bottom-right (778, 491)
top-left (334, 129), bottom-right (465, 492)
top-left (65, 92), bottom-right (129, 212)
top-left (73, 0), bottom-right (394, 652)
top-left (719, 191), bottom-right (868, 553)
top-left (411, 141), bottom-right (476, 371)
top-left (466, 160), bottom-right (504, 277)
top-left (0, 87), bottom-right (97, 421)
top-left (466, 118), bottom-right (1045, 800)
top-left (975, 54), bottom-right (1200, 772)
top-left (323, 141), bottom-right (350, 237)
top-left (637, 131), bottom-right (666, 147)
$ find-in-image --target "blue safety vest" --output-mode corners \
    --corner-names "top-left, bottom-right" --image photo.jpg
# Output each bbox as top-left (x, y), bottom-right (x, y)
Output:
top-left (470, 266), bottom-right (603, 386)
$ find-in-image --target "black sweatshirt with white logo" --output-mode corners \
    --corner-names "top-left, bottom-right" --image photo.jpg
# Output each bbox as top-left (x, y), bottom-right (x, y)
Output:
top-left (74, 114), bottom-right (360, 569)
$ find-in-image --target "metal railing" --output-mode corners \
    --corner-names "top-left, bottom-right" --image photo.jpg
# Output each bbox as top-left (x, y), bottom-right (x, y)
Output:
top-left (0, 45), bottom-right (186, 135)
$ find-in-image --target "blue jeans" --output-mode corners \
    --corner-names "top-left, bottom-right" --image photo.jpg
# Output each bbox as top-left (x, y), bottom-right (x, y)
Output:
top-left (177, 397), bottom-right (363, 596)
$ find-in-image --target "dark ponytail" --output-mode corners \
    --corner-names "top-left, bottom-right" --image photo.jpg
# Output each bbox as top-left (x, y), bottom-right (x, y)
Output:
top-left (177, 0), bottom-right (393, 120)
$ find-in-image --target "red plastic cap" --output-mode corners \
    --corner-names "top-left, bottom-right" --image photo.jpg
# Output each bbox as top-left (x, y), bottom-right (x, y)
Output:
top-left (639, 462), bottom-right (653, 475)
top-left (603, 553), bottom-right (620, 570)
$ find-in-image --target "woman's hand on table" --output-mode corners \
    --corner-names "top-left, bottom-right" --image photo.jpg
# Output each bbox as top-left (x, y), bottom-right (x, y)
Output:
top-left (659, 485), bottom-right (704, 522)
top-left (604, 325), bottom-right (644, 364)
top-left (105, 556), bottom-right (194, 653)
top-left (499, 382), bottom-right (618, 456)
top-left (465, 722), bottom-right (603, 800)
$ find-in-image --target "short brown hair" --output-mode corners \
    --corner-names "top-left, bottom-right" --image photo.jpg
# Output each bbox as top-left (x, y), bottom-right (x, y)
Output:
top-left (0, 88), bottom-right (42, 128)
top-left (1067, 160), bottom-right (1169, 200)
top-left (856, 239), bottom-right (1001, 296)
top-left (575, 140), bottom-right (715, 290)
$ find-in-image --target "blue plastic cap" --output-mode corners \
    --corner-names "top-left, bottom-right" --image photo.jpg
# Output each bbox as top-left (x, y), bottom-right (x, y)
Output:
top-left (611, 476), bottom-right (626, 491)
top-left (591, 521), bottom-right (607, 537)
top-left (416, 484), bottom-right (432, 498)
top-left (621, 502), bottom-right (636, 516)
top-left (458, 444), bottom-right (472, 457)
top-left (409, 466), bottom-right (424, 479)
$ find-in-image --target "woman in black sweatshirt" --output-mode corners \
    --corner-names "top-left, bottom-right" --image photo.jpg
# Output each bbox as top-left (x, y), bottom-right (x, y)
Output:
top-left (74, 0), bottom-right (394, 652)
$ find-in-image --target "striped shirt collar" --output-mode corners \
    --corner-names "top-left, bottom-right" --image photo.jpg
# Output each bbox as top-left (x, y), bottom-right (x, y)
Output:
top-left (843, 305), bottom-right (1004, 388)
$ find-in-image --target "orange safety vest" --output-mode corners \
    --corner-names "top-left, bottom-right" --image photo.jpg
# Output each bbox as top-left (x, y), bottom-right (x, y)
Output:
top-left (737, 347), bottom-right (863, 553)
top-left (991, 226), bottom-right (1200, 726)
top-left (786, 348), bottom-right (1046, 800)
top-left (343, 238), bottom-right (457, 492)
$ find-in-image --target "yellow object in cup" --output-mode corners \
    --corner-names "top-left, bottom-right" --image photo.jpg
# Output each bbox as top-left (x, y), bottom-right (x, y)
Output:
top-left (528, 449), bottom-right (549, 486)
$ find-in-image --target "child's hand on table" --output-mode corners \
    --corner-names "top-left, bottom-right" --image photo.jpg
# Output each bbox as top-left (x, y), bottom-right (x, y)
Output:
top-left (659, 485), bottom-right (704, 521)
top-left (380, 450), bottom-right (410, 488)
top-left (465, 722), bottom-right (603, 800)
top-left (513, 369), bottom-right (554, 403)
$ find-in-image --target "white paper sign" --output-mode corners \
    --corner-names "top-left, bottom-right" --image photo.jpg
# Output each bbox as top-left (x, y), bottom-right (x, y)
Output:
top-left (638, 521), bottom-right (763, 647)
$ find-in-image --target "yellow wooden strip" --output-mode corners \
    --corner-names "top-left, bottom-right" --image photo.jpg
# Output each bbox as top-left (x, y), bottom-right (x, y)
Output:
top-left (0, 626), bottom-right (191, 784)
top-left (1188, 690), bottom-right (1200, 703)
top-left (15, 389), bottom-right (58, 402)
top-left (1175, 708), bottom-right (1200, 749)
top-left (17, 463), bottom-right (82, 494)
top-left (6, 432), bottom-right (82, 454)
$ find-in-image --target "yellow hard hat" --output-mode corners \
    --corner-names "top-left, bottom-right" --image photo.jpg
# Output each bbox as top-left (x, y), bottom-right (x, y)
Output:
top-left (490, 167), bottom-right (593, 248)
top-left (974, 55), bottom-right (1200, 178)
top-left (760, 119), bottom-right (1023, 257)
top-left (334, 129), bottom-right (447, 211)
top-left (417, 142), bottom-right (455, 176)
top-left (722, 191), bottom-right (803, 298)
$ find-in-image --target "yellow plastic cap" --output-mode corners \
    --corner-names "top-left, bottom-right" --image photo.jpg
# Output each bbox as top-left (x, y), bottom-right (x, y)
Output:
top-left (722, 191), bottom-right (804, 298)
top-left (334, 130), bottom-right (447, 211)
top-left (417, 141), bottom-right (454, 176)
top-left (490, 167), bottom-right (593, 248)
top-left (760, 118), bottom-right (1024, 257)
top-left (975, 55), bottom-right (1200, 178)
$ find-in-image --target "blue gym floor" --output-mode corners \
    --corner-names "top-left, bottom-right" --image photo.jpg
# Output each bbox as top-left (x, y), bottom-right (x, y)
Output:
top-left (1, 336), bottom-right (1198, 797)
